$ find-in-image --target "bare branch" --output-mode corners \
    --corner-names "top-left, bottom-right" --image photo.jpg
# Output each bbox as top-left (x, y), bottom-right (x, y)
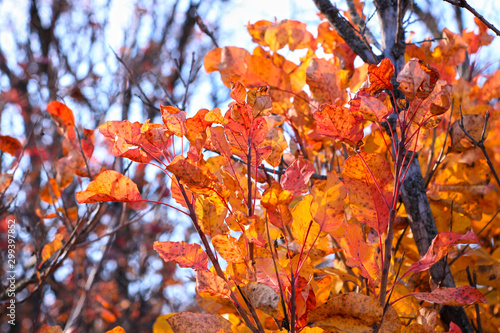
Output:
top-left (312, 0), bottom-right (377, 64)
top-left (443, 0), bottom-right (500, 36)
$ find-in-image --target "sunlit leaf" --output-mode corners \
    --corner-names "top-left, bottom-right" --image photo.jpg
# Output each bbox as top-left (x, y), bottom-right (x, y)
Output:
top-left (195, 270), bottom-right (230, 298)
top-left (401, 231), bottom-right (479, 279)
top-left (310, 171), bottom-right (346, 232)
top-left (306, 58), bottom-right (344, 105)
top-left (154, 241), bottom-right (208, 271)
top-left (314, 104), bottom-right (364, 146)
top-left (410, 286), bottom-right (486, 306)
top-left (292, 195), bottom-right (321, 252)
top-left (307, 293), bottom-right (400, 333)
top-left (330, 220), bottom-right (380, 286)
top-left (40, 178), bottom-right (61, 204)
top-left (280, 157), bottom-right (315, 196)
top-left (195, 194), bottom-right (229, 237)
top-left (76, 170), bottom-right (141, 203)
top-left (166, 312), bottom-right (232, 333)
top-left (349, 91), bottom-right (393, 123)
top-left (153, 314), bottom-right (174, 333)
top-left (397, 58), bottom-right (439, 100)
top-left (47, 101), bottom-right (76, 140)
top-left (211, 234), bottom-right (246, 264)
top-left (41, 234), bottom-right (64, 264)
top-left (359, 58), bottom-right (395, 95)
top-left (161, 105), bottom-right (187, 137)
top-left (341, 153), bottom-right (393, 233)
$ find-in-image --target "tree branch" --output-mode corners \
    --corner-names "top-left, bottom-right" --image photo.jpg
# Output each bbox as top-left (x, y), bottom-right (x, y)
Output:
top-left (443, 0), bottom-right (500, 37)
top-left (312, 0), bottom-right (377, 64)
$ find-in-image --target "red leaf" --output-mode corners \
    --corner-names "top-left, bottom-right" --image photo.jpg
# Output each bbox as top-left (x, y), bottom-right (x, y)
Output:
top-left (280, 158), bottom-right (315, 196)
top-left (76, 170), bottom-right (142, 203)
top-left (447, 322), bottom-right (463, 333)
top-left (411, 286), bottom-right (486, 306)
top-left (360, 58), bottom-right (395, 95)
top-left (99, 120), bottom-right (142, 144)
top-left (402, 231), bottom-right (479, 278)
top-left (0, 135), bottom-right (22, 157)
top-left (341, 153), bottom-right (394, 233)
top-left (314, 104), bottom-right (364, 146)
top-left (154, 241), bottom-right (208, 271)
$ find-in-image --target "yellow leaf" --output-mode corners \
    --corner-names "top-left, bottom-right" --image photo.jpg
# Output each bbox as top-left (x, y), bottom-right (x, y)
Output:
top-left (292, 195), bottom-right (321, 252)
top-left (195, 194), bottom-right (229, 237)
top-left (307, 293), bottom-right (400, 333)
top-left (211, 234), bottom-right (246, 264)
top-left (41, 234), bottom-right (64, 263)
top-left (153, 314), bottom-right (174, 333)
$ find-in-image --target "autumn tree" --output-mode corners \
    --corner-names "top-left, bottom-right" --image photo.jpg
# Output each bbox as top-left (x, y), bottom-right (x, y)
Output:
top-left (2, 0), bottom-right (500, 333)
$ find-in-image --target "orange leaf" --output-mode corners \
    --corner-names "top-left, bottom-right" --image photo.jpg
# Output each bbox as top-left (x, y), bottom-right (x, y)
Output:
top-left (410, 286), bottom-right (486, 306)
top-left (397, 58), bottom-right (439, 100)
top-left (195, 270), bottom-right (230, 298)
top-left (154, 241), bottom-right (208, 271)
top-left (330, 220), bottom-right (380, 285)
top-left (41, 178), bottom-right (62, 204)
top-left (310, 171), bottom-right (347, 232)
top-left (314, 104), bottom-right (364, 146)
top-left (39, 325), bottom-right (63, 333)
top-left (186, 108), bottom-right (213, 135)
top-left (41, 234), bottom-right (64, 264)
top-left (261, 182), bottom-right (293, 229)
top-left (166, 312), bottom-right (232, 333)
top-left (55, 156), bottom-right (77, 189)
top-left (47, 101), bottom-right (76, 140)
top-left (307, 293), bottom-right (400, 333)
top-left (402, 231), bottom-right (479, 278)
top-left (341, 153), bottom-right (394, 233)
top-left (76, 170), bottom-right (141, 203)
top-left (0, 135), bottom-right (22, 157)
top-left (0, 173), bottom-right (13, 193)
top-left (306, 58), bottom-right (344, 105)
top-left (211, 234), bottom-right (246, 264)
top-left (261, 19), bottom-right (315, 52)
top-left (166, 155), bottom-right (216, 194)
top-left (204, 47), bottom-right (250, 87)
top-left (349, 91), bottom-right (394, 123)
top-left (195, 194), bottom-right (229, 237)
top-left (161, 105), bottom-right (187, 137)
top-left (106, 326), bottom-right (126, 333)
top-left (360, 58), bottom-right (395, 95)
top-left (280, 157), bottom-right (315, 196)
top-left (99, 120), bottom-right (142, 144)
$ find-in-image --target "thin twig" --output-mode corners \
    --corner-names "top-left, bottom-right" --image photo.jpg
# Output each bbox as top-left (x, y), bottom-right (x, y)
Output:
top-left (443, 0), bottom-right (500, 37)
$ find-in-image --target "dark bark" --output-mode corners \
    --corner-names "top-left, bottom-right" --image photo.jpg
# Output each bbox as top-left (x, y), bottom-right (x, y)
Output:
top-left (312, 0), bottom-right (377, 64)
top-left (312, 0), bottom-right (473, 331)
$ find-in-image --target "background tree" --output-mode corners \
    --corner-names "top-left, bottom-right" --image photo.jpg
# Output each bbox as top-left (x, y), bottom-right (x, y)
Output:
top-left (0, 0), bottom-right (228, 332)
